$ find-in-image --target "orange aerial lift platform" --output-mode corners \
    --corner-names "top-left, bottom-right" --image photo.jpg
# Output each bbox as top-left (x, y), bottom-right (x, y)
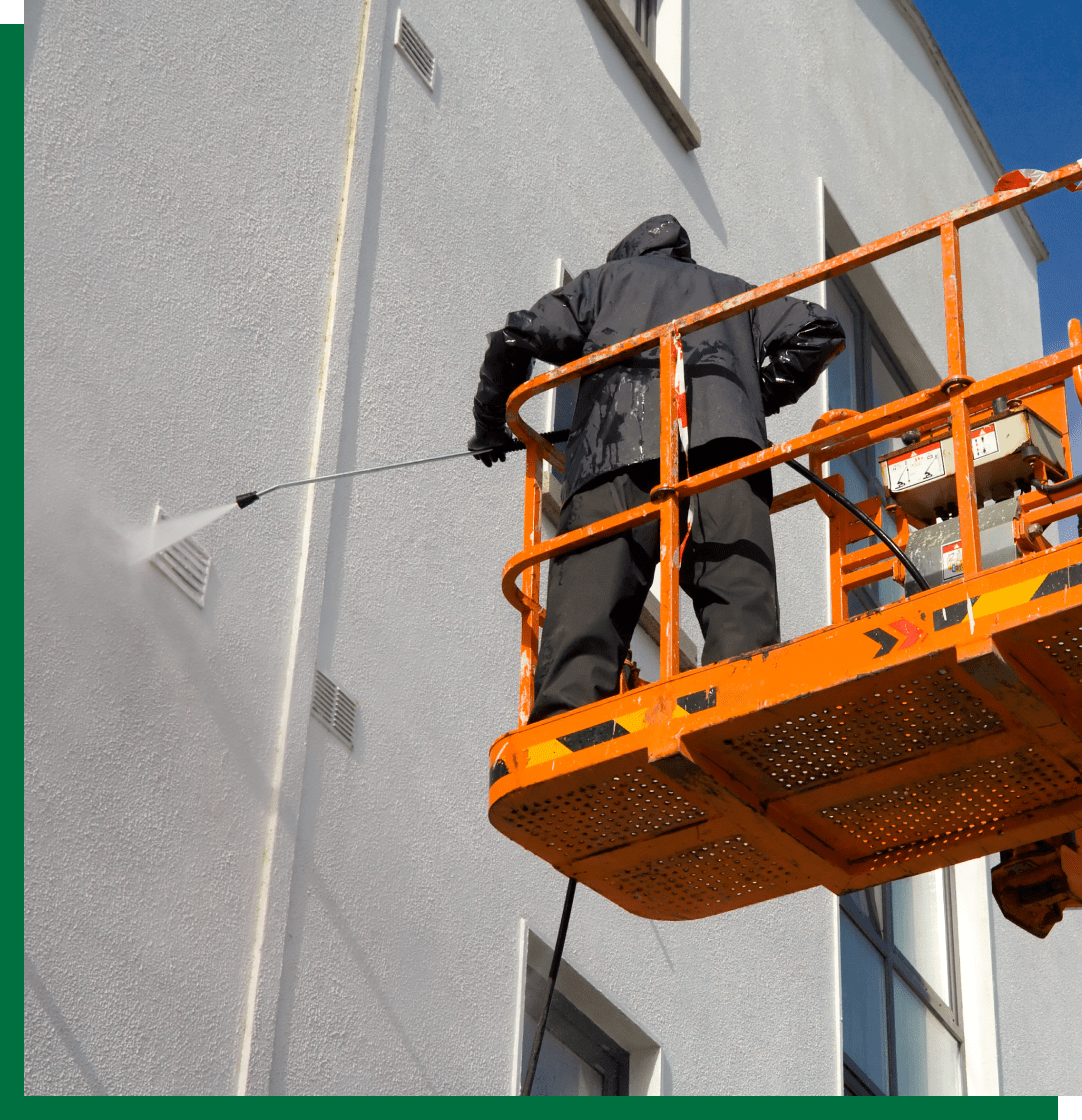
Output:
top-left (487, 161), bottom-right (1082, 927)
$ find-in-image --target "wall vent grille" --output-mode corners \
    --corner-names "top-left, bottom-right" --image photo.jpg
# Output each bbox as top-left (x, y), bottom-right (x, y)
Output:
top-left (394, 10), bottom-right (435, 89)
top-left (311, 669), bottom-right (358, 748)
top-left (150, 509), bottom-right (210, 608)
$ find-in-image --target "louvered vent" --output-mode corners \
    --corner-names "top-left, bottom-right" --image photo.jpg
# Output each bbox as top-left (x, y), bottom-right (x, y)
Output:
top-left (150, 509), bottom-right (211, 608)
top-left (311, 669), bottom-right (358, 748)
top-left (394, 10), bottom-right (435, 89)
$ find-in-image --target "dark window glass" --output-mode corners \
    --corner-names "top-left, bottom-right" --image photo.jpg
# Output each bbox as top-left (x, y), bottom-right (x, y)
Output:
top-left (841, 913), bottom-right (889, 1089)
top-left (619, 0), bottom-right (657, 52)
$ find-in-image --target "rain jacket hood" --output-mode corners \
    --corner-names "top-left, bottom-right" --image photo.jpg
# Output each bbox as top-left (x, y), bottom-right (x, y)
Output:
top-left (605, 214), bottom-right (694, 264)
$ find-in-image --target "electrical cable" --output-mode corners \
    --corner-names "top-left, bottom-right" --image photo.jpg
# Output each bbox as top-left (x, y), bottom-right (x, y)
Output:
top-left (785, 459), bottom-right (931, 593)
top-left (520, 877), bottom-right (577, 1096)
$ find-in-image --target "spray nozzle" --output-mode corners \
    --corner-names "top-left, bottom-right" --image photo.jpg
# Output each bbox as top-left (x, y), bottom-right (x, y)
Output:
top-left (235, 491), bottom-right (260, 509)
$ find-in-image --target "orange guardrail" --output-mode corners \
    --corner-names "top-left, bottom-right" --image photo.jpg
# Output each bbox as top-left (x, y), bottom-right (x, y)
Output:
top-left (502, 160), bottom-right (1082, 727)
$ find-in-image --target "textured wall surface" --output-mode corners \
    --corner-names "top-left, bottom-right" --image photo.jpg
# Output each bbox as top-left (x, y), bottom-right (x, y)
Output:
top-left (23, 0), bottom-right (367, 1093)
top-left (25, 0), bottom-right (1060, 1096)
top-left (992, 893), bottom-right (1082, 1095)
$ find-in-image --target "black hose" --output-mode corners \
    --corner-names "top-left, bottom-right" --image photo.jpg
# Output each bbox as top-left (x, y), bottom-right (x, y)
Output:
top-left (521, 877), bottom-right (577, 1096)
top-left (785, 459), bottom-right (931, 593)
top-left (1034, 472), bottom-right (1082, 496)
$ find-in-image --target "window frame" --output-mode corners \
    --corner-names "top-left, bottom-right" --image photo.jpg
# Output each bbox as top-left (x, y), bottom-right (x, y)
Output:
top-left (515, 927), bottom-right (663, 1095)
top-left (581, 0), bottom-right (700, 150)
top-left (522, 964), bottom-right (631, 1095)
top-left (840, 869), bottom-right (966, 1096)
top-left (827, 268), bottom-right (918, 411)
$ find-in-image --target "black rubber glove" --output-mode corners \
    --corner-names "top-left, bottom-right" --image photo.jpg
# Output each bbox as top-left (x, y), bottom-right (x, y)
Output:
top-left (760, 318), bottom-right (846, 416)
top-left (468, 423), bottom-right (517, 467)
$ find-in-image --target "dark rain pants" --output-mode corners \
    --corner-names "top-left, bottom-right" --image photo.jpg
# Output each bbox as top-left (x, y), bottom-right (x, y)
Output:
top-left (529, 440), bottom-right (780, 724)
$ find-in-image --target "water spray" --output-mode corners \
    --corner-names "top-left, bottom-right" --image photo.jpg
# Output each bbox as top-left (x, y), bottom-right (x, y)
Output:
top-left (130, 427), bottom-right (929, 593)
top-left (128, 429), bottom-right (569, 564)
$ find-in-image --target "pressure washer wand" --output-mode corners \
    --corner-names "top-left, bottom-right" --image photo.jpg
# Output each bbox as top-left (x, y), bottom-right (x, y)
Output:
top-left (235, 428), bottom-right (570, 508)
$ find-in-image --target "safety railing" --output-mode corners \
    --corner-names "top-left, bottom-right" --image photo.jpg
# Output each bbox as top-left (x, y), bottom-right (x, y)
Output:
top-left (503, 161), bottom-right (1082, 726)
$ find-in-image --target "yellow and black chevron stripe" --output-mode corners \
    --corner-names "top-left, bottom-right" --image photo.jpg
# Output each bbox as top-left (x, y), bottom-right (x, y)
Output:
top-left (932, 560), bottom-right (1082, 633)
top-left (489, 687), bottom-right (717, 787)
top-left (493, 562), bottom-right (1082, 785)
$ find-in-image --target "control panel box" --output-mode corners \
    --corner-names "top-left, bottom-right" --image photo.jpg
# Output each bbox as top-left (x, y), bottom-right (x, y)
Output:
top-left (878, 408), bottom-right (1065, 521)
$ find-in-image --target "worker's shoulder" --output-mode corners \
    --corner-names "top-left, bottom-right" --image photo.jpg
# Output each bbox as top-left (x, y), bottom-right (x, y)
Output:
top-left (694, 261), bottom-right (753, 292)
top-left (604, 253), bottom-right (745, 284)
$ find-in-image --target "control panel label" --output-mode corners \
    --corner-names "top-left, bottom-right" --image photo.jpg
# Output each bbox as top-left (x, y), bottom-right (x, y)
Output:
top-left (887, 443), bottom-right (945, 491)
top-left (971, 424), bottom-right (999, 460)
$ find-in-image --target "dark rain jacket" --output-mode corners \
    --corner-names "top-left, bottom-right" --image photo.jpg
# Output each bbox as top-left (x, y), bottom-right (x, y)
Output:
top-left (473, 215), bottom-right (845, 500)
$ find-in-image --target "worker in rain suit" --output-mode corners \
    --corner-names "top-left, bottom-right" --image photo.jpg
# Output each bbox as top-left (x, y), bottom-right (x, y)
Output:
top-left (469, 215), bottom-right (845, 723)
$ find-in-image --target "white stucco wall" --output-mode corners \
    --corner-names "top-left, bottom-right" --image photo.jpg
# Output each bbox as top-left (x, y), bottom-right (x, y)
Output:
top-left (24, 0), bottom-right (1068, 1096)
top-left (23, 0), bottom-right (370, 1093)
top-left (991, 873), bottom-right (1082, 1095)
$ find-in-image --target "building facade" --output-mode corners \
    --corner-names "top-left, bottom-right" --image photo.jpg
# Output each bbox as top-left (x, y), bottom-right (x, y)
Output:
top-left (24, 0), bottom-right (1081, 1094)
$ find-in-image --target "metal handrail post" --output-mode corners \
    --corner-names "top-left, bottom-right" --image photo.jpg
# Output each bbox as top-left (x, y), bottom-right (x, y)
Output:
top-left (519, 441), bottom-right (542, 724)
top-left (941, 219), bottom-right (981, 579)
top-left (658, 328), bottom-right (682, 679)
top-left (1071, 318), bottom-right (1082, 410)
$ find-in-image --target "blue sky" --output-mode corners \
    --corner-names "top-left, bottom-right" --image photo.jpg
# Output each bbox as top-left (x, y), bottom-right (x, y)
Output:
top-left (916, 0), bottom-right (1081, 356)
top-left (917, 0), bottom-right (1081, 536)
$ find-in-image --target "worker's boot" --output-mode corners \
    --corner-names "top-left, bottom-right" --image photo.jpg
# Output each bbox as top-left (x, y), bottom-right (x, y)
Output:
top-left (990, 832), bottom-right (1082, 938)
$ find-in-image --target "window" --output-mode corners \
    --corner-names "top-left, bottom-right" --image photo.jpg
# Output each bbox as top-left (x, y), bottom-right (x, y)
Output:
top-left (618, 0), bottom-right (656, 52)
top-left (582, 0), bottom-right (699, 150)
top-left (541, 264), bottom-right (577, 492)
top-left (826, 270), bottom-right (916, 616)
top-left (840, 869), bottom-right (965, 1096)
top-left (521, 965), bottom-right (630, 1095)
top-left (516, 929), bottom-right (662, 1095)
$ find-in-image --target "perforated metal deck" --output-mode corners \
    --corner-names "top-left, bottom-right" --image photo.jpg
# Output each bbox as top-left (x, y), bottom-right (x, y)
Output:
top-left (488, 544), bottom-right (1082, 920)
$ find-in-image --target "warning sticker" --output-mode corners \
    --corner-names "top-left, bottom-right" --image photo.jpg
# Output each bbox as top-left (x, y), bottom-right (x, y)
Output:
top-left (971, 424), bottom-right (999, 459)
top-left (942, 541), bottom-right (964, 580)
top-left (887, 443), bottom-right (945, 491)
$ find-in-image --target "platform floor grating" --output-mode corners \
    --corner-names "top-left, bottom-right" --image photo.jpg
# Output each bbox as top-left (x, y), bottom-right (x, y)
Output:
top-left (494, 756), bottom-right (707, 864)
top-left (716, 668), bottom-right (1002, 791)
top-left (595, 835), bottom-right (800, 921)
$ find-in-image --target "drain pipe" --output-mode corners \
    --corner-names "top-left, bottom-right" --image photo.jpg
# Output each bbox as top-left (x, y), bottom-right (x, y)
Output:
top-left (235, 0), bottom-right (373, 1094)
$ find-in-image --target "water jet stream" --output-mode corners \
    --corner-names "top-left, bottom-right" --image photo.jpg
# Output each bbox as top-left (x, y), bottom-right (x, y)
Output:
top-left (127, 503), bottom-right (237, 564)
